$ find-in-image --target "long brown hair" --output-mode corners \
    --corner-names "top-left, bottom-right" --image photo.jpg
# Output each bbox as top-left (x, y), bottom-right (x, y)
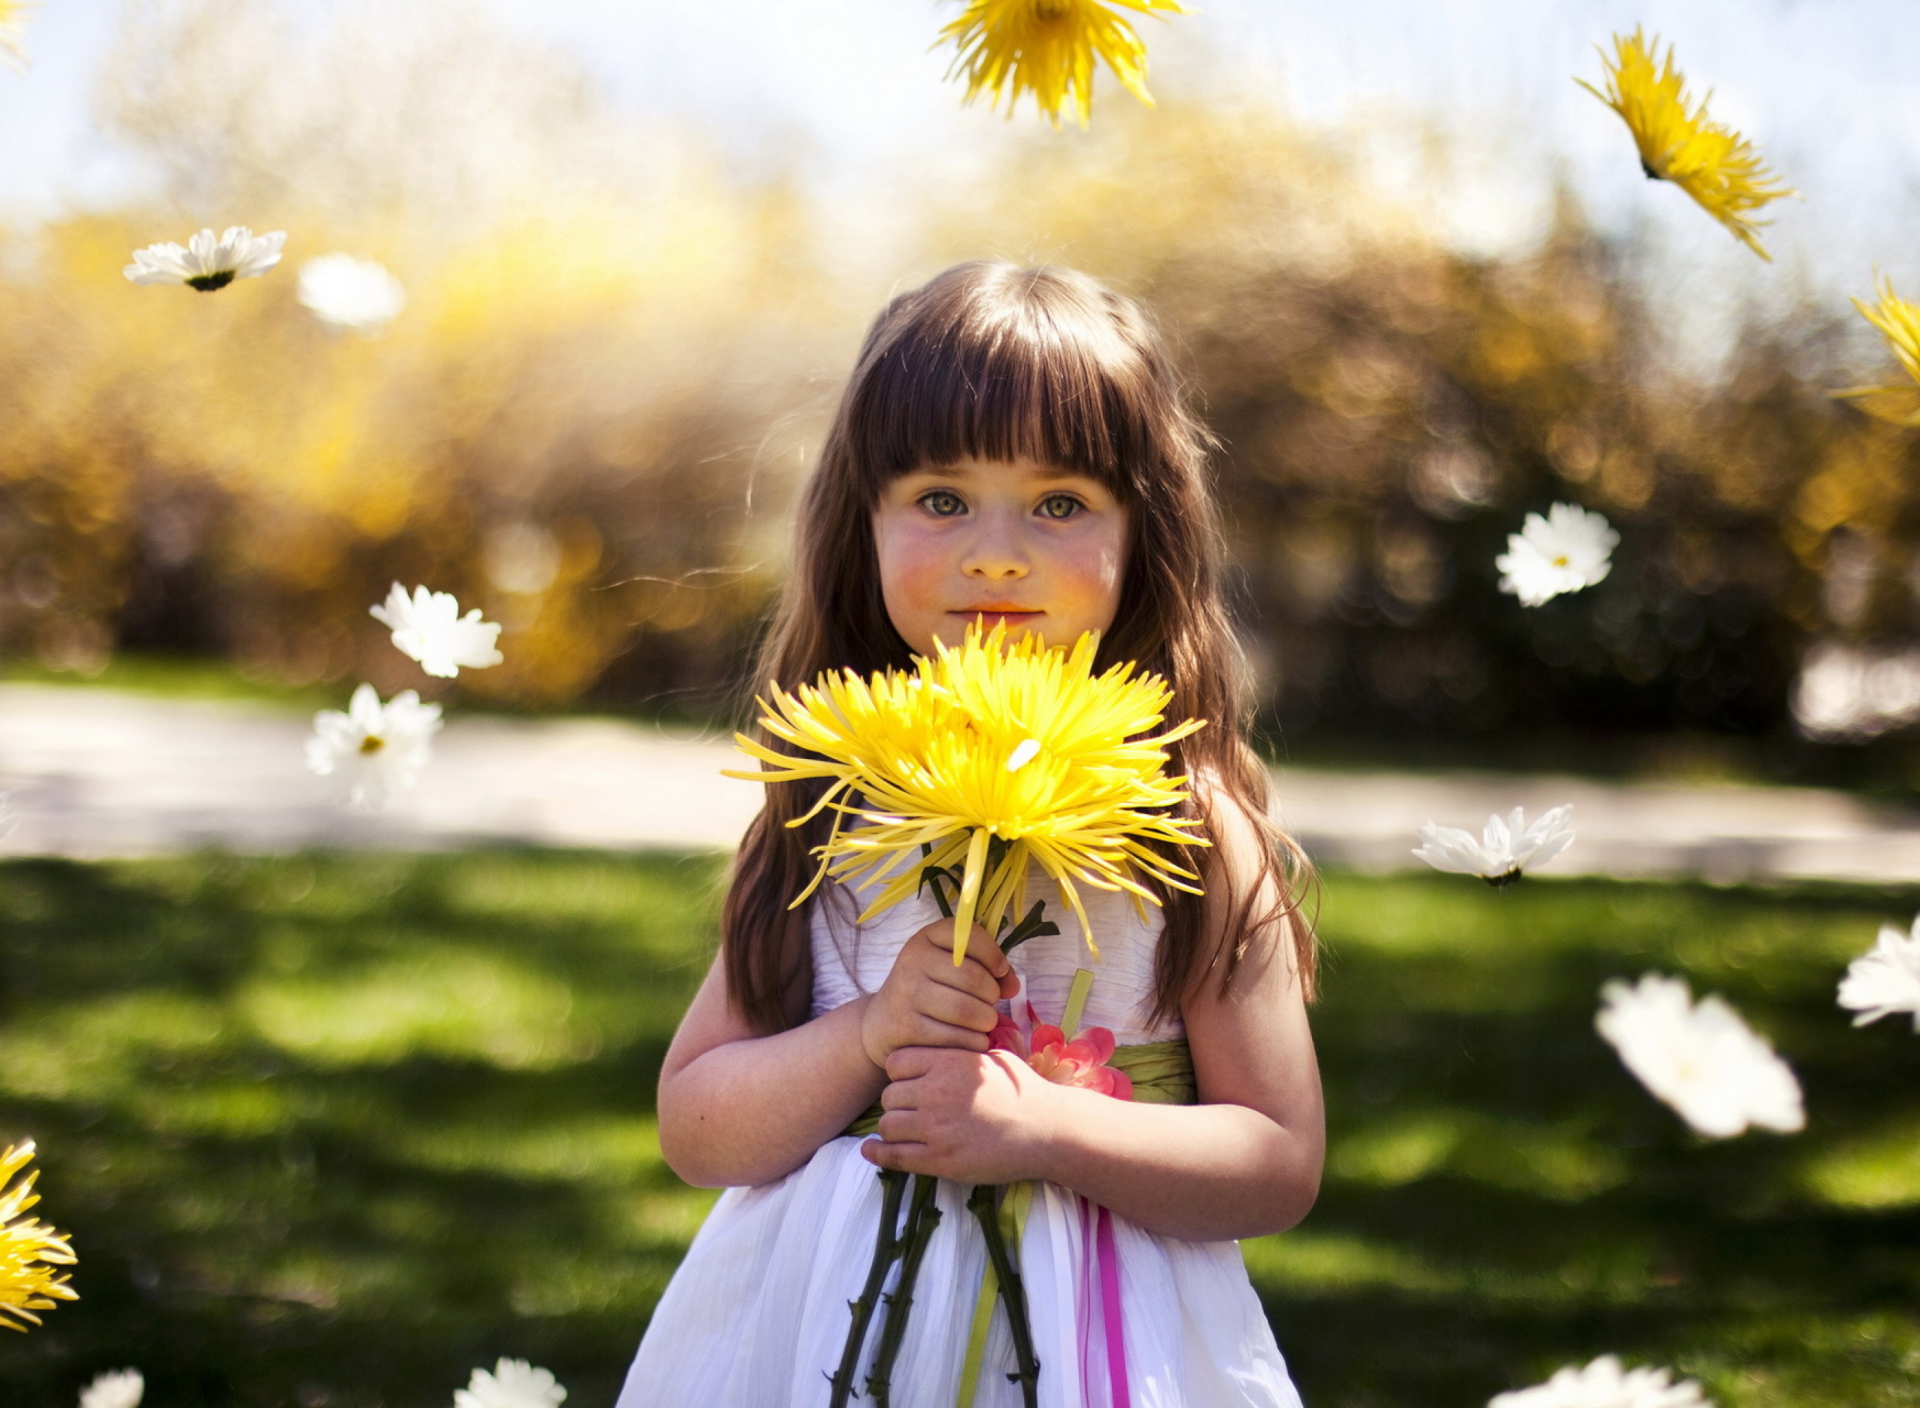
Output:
top-left (723, 261), bottom-right (1316, 1032)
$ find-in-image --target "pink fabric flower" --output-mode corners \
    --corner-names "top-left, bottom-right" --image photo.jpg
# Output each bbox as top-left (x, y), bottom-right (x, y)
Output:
top-left (990, 1004), bottom-right (1132, 1100)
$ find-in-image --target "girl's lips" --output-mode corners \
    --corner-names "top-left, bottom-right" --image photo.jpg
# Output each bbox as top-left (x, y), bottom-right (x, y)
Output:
top-left (953, 610), bottom-right (1043, 626)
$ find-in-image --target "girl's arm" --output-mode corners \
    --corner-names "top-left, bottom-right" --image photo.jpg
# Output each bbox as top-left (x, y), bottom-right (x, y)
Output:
top-left (863, 800), bottom-right (1325, 1242)
top-left (658, 920), bottom-right (1020, 1189)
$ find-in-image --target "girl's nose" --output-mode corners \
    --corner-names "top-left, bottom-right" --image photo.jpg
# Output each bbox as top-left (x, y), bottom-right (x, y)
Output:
top-left (960, 516), bottom-right (1030, 579)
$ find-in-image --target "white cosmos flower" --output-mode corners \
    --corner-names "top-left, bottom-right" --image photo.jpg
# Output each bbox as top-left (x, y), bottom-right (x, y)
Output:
top-left (1837, 914), bottom-right (1920, 1032)
top-left (123, 226), bottom-right (286, 291)
top-left (298, 253), bottom-right (407, 334)
top-left (305, 683), bottom-right (442, 810)
top-left (1497, 503), bottom-right (1619, 607)
top-left (1488, 1354), bottom-right (1709, 1408)
top-left (79, 1369), bottom-right (145, 1408)
top-left (454, 1359), bottom-right (567, 1408)
top-left (1596, 974), bottom-right (1805, 1139)
top-left (370, 583), bottom-right (504, 679)
top-left (1413, 804), bottom-right (1575, 888)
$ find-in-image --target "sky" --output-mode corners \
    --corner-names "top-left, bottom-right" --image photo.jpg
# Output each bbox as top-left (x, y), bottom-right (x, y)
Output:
top-left (5, 0), bottom-right (1920, 366)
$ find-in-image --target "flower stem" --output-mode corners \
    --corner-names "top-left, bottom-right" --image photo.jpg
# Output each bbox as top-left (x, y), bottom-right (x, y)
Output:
top-left (827, 1167), bottom-right (909, 1408)
top-left (967, 1182), bottom-right (1041, 1406)
top-left (865, 1173), bottom-right (943, 1406)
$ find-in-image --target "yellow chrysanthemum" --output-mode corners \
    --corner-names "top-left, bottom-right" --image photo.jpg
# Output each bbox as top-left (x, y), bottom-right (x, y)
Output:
top-left (729, 623), bottom-right (1208, 965)
top-left (0, 1), bottom-right (32, 70)
top-left (0, 1141), bottom-right (77, 1332)
top-left (1833, 276), bottom-right (1920, 427)
top-left (1578, 28), bottom-right (1794, 260)
top-left (937, 0), bottom-right (1186, 130)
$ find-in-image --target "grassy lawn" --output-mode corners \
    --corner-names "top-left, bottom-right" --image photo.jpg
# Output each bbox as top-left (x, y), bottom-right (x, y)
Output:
top-left (0, 852), bottom-right (1915, 1407)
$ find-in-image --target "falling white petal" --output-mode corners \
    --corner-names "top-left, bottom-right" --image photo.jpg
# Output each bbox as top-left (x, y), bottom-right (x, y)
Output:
top-left (1496, 503), bottom-right (1619, 607)
top-left (79, 1370), bottom-right (145, 1408)
top-left (304, 682), bottom-right (443, 810)
top-left (1837, 914), bottom-right (1920, 1032)
top-left (298, 253), bottom-right (407, 334)
top-left (1488, 1354), bottom-right (1709, 1408)
top-left (1006, 738), bottom-right (1042, 772)
top-left (1413, 804), bottom-right (1575, 886)
top-left (370, 583), bottom-right (504, 679)
top-left (1595, 974), bottom-right (1804, 1139)
top-left (453, 1358), bottom-right (568, 1408)
top-left (123, 226), bottom-right (285, 290)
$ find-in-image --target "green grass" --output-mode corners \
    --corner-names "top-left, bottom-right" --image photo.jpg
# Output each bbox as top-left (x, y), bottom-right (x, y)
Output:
top-left (0, 855), bottom-right (1916, 1407)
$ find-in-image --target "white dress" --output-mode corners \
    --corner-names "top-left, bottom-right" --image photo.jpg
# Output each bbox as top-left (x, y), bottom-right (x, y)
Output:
top-left (616, 866), bottom-right (1305, 1408)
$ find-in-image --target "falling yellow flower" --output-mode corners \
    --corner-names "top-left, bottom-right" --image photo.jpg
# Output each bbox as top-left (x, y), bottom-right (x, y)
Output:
top-left (0, 1141), bottom-right (77, 1332)
top-left (937, 0), bottom-right (1187, 129)
top-left (730, 623), bottom-right (1207, 965)
top-left (1578, 28), bottom-right (1794, 260)
top-left (1832, 276), bottom-right (1920, 427)
top-left (0, 1), bottom-right (31, 70)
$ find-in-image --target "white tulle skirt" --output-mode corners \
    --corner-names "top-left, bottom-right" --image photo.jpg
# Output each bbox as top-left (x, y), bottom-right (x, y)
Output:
top-left (615, 1135), bottom-right (1303, 1408)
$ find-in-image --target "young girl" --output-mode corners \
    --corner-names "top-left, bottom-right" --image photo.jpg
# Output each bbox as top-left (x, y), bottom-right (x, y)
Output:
top-left (617, 262), bottom-right (1324, 1407)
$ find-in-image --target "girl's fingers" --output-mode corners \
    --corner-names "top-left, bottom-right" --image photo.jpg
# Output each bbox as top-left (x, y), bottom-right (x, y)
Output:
top-left (923, 921), bottom-right (1010, 979)
top-left (861, 1137), bottom-right (928, 1172)
top-left (874, 1109), bottom-right (923, 1144)
top-left (928, 954), bottom-right (1005, 1008)
top-left (916, 983), bottom-right (1000, 1033)
top-left (910, 1015), bottom-right (990, 1051)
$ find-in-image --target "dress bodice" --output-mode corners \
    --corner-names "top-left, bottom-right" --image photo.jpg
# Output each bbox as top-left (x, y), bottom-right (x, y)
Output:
top-left (807, 857), bottom-right (1185, 1046)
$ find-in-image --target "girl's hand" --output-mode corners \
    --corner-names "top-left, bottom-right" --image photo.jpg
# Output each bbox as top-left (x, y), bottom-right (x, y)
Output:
top-left (860, 1046), bottom-right (1065, 1185)
top-left (859, 920), bottom-right (1021, 1071)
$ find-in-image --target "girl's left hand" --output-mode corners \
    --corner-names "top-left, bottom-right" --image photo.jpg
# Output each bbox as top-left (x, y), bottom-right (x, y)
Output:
top-left (861, 1046), bottom-right (1064, 1185)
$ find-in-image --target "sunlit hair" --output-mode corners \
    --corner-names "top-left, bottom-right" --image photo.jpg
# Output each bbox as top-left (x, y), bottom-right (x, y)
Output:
top-left (724, 260), bottom-right (1316, 1032)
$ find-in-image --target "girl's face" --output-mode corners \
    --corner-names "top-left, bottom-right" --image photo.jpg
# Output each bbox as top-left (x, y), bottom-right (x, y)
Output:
top-left (873, 457), bottom-right (1131, 657)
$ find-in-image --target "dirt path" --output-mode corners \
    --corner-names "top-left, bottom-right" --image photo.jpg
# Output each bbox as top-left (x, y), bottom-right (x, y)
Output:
top-left (3, 683), bottom-right (1916, 884)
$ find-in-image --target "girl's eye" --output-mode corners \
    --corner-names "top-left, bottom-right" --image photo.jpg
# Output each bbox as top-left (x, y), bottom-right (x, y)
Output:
top-left (1039, 494), bottom-right (1084, 520)
top-left (919, 490), bottom-right (965, 517)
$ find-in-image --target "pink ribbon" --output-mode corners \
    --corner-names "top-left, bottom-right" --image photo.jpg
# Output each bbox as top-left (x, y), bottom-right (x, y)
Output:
top-left (1075, 1199), bottom-right (1131, 1408)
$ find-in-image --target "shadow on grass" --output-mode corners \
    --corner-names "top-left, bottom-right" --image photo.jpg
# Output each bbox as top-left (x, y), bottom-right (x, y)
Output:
top-left (1, 857), bottom-right (1917, 1406)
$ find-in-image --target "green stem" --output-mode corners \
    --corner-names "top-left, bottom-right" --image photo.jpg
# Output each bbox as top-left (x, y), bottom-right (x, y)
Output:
top-left (827, 1167), bottom-right (909, 1407)
top-left (967, 1183), bottom-right (1041, 1406)
top-left (865, 1173), bottom-right (943, 1406)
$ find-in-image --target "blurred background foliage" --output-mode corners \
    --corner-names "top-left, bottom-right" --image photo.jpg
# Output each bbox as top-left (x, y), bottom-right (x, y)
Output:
top-left (3, 0), bottom-right (1919, 784)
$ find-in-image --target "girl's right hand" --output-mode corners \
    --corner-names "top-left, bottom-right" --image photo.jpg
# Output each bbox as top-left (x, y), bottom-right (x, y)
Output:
top-left (860, 920), bottom-right (1020, 1071)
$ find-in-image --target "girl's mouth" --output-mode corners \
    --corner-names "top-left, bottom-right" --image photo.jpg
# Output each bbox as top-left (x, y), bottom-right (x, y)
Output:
top-left (952, 610), bottom-right (1043, 629)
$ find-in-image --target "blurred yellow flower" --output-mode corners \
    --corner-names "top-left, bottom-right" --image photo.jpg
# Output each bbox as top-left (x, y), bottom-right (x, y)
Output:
top-left (938, 0), bottom-right (1187, 129)
top-left (0, 0), bottom-right (32, 70)
top-left (731, 623), bottom-right (1207, 965)
top-left (1832, 276), bottom-right (1920, 427)
top-left (0, 1141), bottom-right (78, 1332)
top-left (1578, 28), bottom-right (1794, 260)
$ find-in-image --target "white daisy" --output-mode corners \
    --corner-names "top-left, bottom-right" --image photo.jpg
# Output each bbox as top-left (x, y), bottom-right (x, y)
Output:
top-left (454, 1359), bottom-right (567, 1408)
top-left (298, 253), bottom-right (407, 334)
top-left (1496, 503), bottom-right (1619, 607)
top-left (305, 683), bottom-right (443, 810)
top-left (1488, 1354), bottom-right (1709, 1408)
top-left (79, 1369), bottom-right (145, 1408)
top-left (1595, 974), bottom-right (1805, 1139)
top-left (123, 226), bottom-right (286, 292)
top-left (1837, 914), bottom-right (1920, 1032)
top-left (369, 583), bottom-right (504, 679)
top-left (1412, 804), bottom-right (1575, 888)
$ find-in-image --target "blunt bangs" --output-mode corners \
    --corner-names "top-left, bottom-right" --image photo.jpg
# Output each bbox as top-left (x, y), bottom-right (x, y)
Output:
top-left (841, 264), bottom-right (1165, 499)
